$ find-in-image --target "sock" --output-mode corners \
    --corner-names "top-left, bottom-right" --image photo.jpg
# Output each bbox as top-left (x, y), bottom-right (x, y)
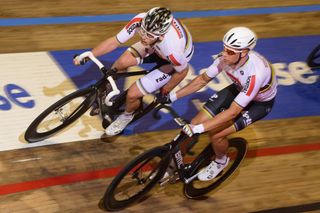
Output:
top-left (120, 111), bottom-right (134, 119)
top-left (215, 154), bottom-right (227, 164)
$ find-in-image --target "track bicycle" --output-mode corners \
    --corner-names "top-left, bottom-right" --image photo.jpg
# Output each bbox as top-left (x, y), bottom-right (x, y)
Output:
top-left (25, 51), bottom-right (161, 143)
top-left (100, 104), bottom-right (248, 211)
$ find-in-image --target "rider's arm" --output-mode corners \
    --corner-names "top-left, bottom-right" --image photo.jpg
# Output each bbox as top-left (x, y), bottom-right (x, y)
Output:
top-left (170, 58), bottom-right (221, 101)
top-left (175, 72), bottom-right (212, 99)
top-left (92, 36), bottom-right (121, 57)
top-left (162, 66), bottom-right (188, 93)
top-left (201, 73), bottom-right (263, 131)
top-left (202, 101), bottom-right (243, 131)
top-left (92, 13), bottom-right (144, 57)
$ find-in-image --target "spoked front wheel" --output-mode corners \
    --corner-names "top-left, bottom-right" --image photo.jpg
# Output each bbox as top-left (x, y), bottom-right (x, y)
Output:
top-left (100, 146), bottom-right (170, 211)
top-left (24, 87), bottom-right (96, 142)
top-left (183, 137), bottom-right (248, 198)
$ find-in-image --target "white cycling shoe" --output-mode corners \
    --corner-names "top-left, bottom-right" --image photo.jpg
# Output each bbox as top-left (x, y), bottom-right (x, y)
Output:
top-left (105, 114), bottom-right (133, 136)
top-left (197, 157), bottom-right (230, 181)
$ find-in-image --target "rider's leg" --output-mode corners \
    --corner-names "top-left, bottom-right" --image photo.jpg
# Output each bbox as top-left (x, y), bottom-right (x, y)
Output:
top-left (197, 125), bottom-right (235, 181)
top-left (125, 83), bottom-right (144, 113)
top-left (104, 43), bottom-right (151, 135)
top-left (105, 59), bottom-right (172, 136)
top-left (91, 47), bottom-right (141, 116)
top-left (209, 125), bottom-right (236, 161)
top-left (112, 49), bottom-right (141, 70)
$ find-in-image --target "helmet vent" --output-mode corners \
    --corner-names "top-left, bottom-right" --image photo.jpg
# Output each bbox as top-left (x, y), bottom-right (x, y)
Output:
top-left (227, 33), bottom-right (235, 42)
top-left (230, 39), bottom-right (237, 45)
top-left (248, 37), bottom-right (255, 45)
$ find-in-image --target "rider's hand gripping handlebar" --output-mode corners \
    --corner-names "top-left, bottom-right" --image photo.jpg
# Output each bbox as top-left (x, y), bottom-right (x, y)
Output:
top-left (75, 51), bottom-right (120, 106)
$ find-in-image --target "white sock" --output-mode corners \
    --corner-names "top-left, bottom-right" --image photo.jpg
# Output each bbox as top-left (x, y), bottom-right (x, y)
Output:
top-left (215, 154), bottom-right (227, 164)
top-left (119, 111), bottom-right (133, 119)
top-left (124, 111), bottom-right (133, 116)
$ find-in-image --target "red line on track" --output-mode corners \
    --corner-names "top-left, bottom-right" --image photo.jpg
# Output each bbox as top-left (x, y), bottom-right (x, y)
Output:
top-left (1, 142), bottom-right (319, 196)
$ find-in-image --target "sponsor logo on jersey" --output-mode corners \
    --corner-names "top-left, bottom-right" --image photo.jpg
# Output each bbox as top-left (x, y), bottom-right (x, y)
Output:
top-left (172, 20), bottom-right (183, 39)
top-left (125, 18), bottom-right (142, 35)
top-left (209, 93), bottom-right (218, 101)
top-left (155, 73), bottom-right (169, 83)
top-left (242, 111), bottom-right (252, 126)
top-left (243, 75), bottom-right (256, 96)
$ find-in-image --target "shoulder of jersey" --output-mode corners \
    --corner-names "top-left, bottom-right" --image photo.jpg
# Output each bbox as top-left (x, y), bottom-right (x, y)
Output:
top-left (125, 13), bottom-right (146, 30)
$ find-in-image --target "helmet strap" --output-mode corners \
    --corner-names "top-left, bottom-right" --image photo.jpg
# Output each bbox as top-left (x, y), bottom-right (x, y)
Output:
top-left (232, 52), bottom-right (248, 67)
top-left (233, 53), bottom-right (242, 66)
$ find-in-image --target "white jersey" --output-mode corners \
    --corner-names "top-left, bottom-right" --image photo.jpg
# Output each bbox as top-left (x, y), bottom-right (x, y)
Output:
top-left (205, 51), bottom-right (277, 108)
top-left (116, 13), bottom-right (194, 72)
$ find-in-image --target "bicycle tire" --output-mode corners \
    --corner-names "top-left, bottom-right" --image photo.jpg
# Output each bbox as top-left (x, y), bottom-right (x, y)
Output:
top-left (101, 146), bottom-right (170, 211)
top-left (24, 87), bottom-right (96, 143)
top-left (183, 137), bottom-right (247, 198)
top-left (307, 44), bottom-right (320, 68)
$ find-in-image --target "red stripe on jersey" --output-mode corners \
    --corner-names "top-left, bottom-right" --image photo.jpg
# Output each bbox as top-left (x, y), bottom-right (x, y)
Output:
top-left (125, 18), bottom-right (142, 29)
top-left (172, 22), bottom-right (182, 38)
top-left (226, 72), bottom-right (241, 85)
top-left (168, 54), bottom-right (181, 66)
top-left (246, 75), bottom-right (256, 96)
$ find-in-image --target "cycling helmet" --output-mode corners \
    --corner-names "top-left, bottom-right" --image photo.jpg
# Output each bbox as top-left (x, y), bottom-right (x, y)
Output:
top-left (223, 27), bottom-right (257, 50)
top-left (141, 7), bottom-right (173, 36)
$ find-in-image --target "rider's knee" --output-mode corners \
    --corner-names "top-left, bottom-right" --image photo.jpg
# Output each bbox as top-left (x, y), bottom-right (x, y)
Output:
top-left (126, 89), bottom-right (138, 101)
top-left (114, 52), bottom-right (137, 69)
top-left (127, 85), bottom-right (143, 102)
top-left (211, 135), bottom-right (226, 144)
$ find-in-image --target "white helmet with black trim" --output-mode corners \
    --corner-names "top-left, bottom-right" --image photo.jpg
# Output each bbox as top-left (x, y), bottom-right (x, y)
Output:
top-left (141, 7), bottom-right (173, 36)
top-left (223, 27), bottom-right (257, 50)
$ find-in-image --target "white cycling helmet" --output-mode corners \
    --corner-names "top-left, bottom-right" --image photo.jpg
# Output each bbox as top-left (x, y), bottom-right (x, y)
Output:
top-left (223, 27), bottom-right (257, 50)
top-left (141, 7), bottom-right (173, 36)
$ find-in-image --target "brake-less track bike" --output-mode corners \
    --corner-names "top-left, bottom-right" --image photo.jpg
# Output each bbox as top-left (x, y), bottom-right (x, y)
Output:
top-left (25, 51), bottom-right (160, 142)
top-left (100, 104), bottom-right (248, 211)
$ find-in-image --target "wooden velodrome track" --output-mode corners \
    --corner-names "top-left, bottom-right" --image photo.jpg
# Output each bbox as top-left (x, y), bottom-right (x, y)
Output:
top-left (1, 1), bottom-right (320, 212)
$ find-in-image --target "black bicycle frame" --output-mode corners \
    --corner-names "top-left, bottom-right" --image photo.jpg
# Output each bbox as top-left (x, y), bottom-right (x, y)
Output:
top-left (93, 69), bottom-right (150, 116)
top-left (153, 105), bottom-right (213, 184)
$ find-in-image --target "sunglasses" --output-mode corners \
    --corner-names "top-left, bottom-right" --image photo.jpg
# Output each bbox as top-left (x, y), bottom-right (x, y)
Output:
top-left (138, 27), bottom-right (160, 40)
top-left (223, 47), bottom-right (242, 55)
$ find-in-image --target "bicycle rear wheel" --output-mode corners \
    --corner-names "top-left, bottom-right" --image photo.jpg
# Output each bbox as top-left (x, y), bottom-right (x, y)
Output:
top-left (100, 146), bottom-right (170, 211)
top-left (183, 138), bottom-right (247, 198)
top-left (24, 87), bottom-right (96, 142)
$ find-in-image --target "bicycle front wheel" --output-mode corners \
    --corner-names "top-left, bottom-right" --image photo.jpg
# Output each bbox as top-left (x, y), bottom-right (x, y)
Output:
top-left (183, 138), bottom-right (248, 198)
top-left (24, 87), bottom-right (96, 142)
top-left (100, 146), bottom-right (170, 211)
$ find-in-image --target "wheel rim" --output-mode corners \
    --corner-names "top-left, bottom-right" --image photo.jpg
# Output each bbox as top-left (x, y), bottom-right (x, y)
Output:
top-left (104, 147), bottom-right (170, 210)
top-left (184, 138), bottom-right (247, 198)
top-left (112, 154), bottom-right (163, 202)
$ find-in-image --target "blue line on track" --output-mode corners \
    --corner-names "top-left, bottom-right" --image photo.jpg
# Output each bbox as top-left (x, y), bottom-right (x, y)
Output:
top-left (1, 5), bottom-right (319, 27)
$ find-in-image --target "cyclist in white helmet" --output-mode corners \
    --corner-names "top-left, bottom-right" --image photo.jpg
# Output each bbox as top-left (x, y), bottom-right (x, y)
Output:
top-left (74, 7), bottom-right (194, 136)
top-left (158, 26), bottom-right (277, 181)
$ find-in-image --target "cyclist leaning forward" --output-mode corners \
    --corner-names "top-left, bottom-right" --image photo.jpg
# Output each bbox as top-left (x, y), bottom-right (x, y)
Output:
top-left (74, 7), bottom-right (194, 136)
top-left (159, 27), bottom-right (278, 181)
